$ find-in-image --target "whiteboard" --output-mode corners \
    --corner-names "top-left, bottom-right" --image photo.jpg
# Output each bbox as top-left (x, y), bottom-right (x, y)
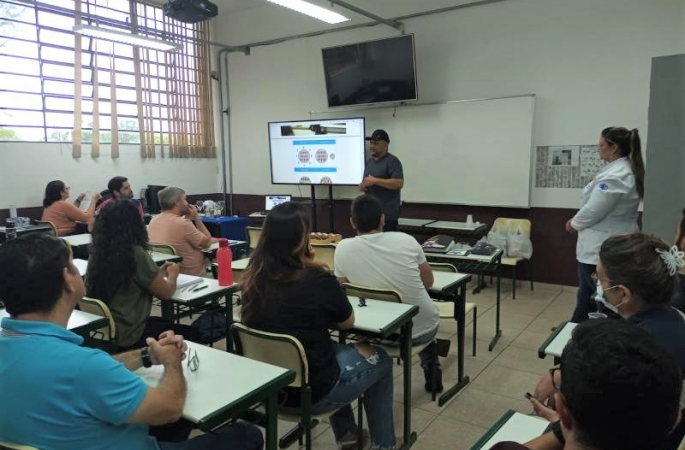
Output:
top-left (313, 95), bottom-right (535, 208)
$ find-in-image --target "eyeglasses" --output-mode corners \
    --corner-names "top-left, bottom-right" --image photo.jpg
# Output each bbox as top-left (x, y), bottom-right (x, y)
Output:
top-left (358, 297), bottom-right (367, 307)
top-left (549, 367), bottom-right (561, 391)
top-left (187, 348), bottom-right (199, 372)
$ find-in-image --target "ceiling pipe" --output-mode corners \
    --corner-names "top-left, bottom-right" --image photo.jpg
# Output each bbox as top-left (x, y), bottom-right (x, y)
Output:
top-left (236, 0), bottom-right (511, 52)
top-left (327, 0), bottom-right (402, 31)
top-left (8, 0), bottom-right (250, 54)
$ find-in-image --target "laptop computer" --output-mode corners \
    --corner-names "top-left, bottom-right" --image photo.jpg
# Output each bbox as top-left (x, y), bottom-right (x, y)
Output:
top-left (265, 195), bottom-right (292, 212)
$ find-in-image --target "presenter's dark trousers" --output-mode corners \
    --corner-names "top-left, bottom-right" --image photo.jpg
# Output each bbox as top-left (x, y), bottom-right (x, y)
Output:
top-left (571, 262), bottom-right (596, 323)
top-left (383, 220), bottom-right (398, 232)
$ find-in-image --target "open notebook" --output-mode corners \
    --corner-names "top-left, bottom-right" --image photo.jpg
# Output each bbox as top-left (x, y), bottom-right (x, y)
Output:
top-left (175, 274), bottom-right (204, 291)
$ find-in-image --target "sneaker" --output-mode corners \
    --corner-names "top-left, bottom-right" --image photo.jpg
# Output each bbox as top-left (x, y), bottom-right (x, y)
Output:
top-left (370, 436), bottom-right (404, 450)
top-left (424, 366), bottom-right (444, 393)
top-left (338, 429), bottom-right (370, 450)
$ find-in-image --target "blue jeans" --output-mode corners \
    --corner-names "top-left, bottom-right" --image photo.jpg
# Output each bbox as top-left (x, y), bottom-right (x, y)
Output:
top-left (157, 421), bottom-right (263, 450)
top-left (571, 262), bottom-right (597, 323)
top-left (309, 343), bottom-right (395, 450)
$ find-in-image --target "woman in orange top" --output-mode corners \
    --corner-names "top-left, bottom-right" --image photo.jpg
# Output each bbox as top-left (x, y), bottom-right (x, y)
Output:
top-left (41, 180), bottom-right (100, 236)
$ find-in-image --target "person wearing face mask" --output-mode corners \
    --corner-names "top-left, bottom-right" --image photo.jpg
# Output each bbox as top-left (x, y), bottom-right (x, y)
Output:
top-left (529, 233), bottom-right (685, 450)
top-left (566, 127), bottom-right (644, 323)
top-left (673, 209), bottom-right (685, 312)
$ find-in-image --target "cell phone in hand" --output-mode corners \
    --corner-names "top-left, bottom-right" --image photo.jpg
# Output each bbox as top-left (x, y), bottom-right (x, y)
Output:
top-left (524, 392), bottom-right (533, 400)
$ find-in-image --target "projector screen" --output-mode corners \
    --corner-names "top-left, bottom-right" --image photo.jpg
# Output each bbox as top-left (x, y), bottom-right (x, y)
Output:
top-left (268, 117), bottom-right (366, 185)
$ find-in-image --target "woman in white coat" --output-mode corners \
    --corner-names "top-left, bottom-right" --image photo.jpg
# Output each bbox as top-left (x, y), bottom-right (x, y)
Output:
top-left (567, 127), bottom-right (645, 322)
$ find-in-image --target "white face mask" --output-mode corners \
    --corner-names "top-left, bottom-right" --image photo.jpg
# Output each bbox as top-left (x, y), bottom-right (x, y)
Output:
top-left (595, 282), bottom-right (623, 314)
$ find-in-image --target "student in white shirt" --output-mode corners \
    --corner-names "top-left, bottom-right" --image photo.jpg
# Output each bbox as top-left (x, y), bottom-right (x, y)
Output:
top-left (334, 194), bottom-right (442, 393)
top-left (566, 127), bottom-right (644, 322)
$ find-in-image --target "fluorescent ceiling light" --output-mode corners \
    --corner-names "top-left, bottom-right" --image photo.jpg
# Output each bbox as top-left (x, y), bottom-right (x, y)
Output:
top-left (266, 0), bottom-right (350, 24)
top-left (72, 24), bottom-right (182, 52)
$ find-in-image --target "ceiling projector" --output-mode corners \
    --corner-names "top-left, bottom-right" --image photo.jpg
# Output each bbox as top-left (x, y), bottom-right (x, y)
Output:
top-left (163, 0), bottom-right (218, 23)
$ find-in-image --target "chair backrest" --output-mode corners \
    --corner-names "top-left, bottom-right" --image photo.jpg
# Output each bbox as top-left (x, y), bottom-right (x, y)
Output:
top-left (0, 441), bottom-right (40, 450)
top-left (149, 243), bottom-right (177, 256)
top-left (341, 283), bottom-right (403, 303)
top-left (35, 220), bottom-right (57, 237)
top-left (79, 297), bottom-right (116, 341)
top-left (429, 262), bottom-right (458, 273)
top-left (493, 217), bottom-right (532, 237)
top-left (245, 227), bottom-right (262, 250)
top-left (312, 243), bottom-right (336, 270)
top-left (231, 323), bottom-right (308, 387)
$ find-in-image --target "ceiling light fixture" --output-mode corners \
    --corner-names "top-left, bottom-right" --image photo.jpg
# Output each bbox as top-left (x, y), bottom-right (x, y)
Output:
top-left (72, 24), bottom-right (182, 52)
top-left (266, 0), bottom-right (349, 24)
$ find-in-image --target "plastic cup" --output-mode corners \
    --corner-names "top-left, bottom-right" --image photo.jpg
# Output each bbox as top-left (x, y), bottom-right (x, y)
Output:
top-left (588, 312), bottom-right (608, 319)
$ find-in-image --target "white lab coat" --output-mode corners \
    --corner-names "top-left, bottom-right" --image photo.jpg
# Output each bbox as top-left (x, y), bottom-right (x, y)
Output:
top-left (571, 157), bottom-right (639, 265)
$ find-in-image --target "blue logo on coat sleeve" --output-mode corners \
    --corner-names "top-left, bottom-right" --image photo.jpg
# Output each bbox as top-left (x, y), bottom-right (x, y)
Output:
top-left (598, 182), bottom-right (609, 191)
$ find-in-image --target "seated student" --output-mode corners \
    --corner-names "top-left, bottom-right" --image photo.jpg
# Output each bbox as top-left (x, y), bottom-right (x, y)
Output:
top-left (0, 234), bottom-right (263, 450)
top-left (673, 208), bottom-right (685, 311)
top-left (41, 180), bottom-right (100, 236)
top-left (489, 319), bottom-right (682, 450)
top-left (148, 187), bottom-right (212, 277)
top-left (86, 200), bottom-right (201, 350)
top-left (334, 194), bottom-right (442, 392)
top-left (240, 201), bottom-right (398, 450)
top-left (531, 232), bottom-right (685, 450)
top-left (96, 175), bottom-right (145, 217)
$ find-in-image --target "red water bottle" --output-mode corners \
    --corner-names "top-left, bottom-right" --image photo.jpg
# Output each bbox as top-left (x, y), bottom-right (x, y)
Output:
top-left (217, 238), bottom-right (234, 286)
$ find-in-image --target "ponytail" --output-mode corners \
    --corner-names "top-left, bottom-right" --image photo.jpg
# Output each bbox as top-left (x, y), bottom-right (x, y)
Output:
top-left (628, 128), bottom-right (645, 199)
top-left (601, 127), bottom-right (645, 200)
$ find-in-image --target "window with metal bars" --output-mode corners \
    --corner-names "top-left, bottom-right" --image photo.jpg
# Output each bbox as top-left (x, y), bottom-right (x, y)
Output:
top-left (0, 0), bottom-right (215, 158)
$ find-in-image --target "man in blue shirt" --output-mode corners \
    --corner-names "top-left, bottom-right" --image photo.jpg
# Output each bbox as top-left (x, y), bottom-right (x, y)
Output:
top-left (0, 234), bottom-right (263, 450)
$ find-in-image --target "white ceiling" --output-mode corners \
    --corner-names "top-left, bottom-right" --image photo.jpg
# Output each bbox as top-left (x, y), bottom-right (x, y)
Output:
top-left (212, 0), bottom-right (487, 45)
top-left (216, 0), bottom-right (480, 20)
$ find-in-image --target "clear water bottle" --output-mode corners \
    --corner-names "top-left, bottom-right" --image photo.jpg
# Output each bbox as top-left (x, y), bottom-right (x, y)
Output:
top-left (217, 238), bottom-right (234, 286)
top-left (5, 218), bottom-right (17, 240)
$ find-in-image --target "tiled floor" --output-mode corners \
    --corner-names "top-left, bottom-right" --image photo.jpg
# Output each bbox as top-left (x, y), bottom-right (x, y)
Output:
top-left (184, 279), bottom-right (576, 450)
top-left (308, 280), bottom-right (574, 450)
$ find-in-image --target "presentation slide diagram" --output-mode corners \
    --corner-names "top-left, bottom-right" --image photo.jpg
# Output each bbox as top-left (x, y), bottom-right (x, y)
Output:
top-left (269, 118), bottom-right (366, 185)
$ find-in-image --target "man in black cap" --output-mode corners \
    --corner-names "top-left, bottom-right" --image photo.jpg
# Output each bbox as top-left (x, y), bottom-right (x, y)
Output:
top-left (360, 129), bottom-right (404, 232)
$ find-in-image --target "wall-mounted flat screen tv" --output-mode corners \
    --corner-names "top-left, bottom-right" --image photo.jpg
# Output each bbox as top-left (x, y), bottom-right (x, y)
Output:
top-left (322, 34), bottom-right (418, 108)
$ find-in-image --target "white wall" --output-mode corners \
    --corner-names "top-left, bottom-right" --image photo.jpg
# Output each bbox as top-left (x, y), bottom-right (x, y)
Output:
top-left (217, 0), bottom-right (685, 208)
top-left (0, 143), bottom-right (220, 209)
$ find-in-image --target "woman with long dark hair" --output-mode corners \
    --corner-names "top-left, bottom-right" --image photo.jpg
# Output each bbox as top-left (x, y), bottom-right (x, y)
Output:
top-left (566, 127), bottom-right (644, 322)
top-left (86, 199), bottom-right (197, 350)
top-left (41, 180), bottom-right (99, 236)
top-left (241, 202), bottom-right (398, 450)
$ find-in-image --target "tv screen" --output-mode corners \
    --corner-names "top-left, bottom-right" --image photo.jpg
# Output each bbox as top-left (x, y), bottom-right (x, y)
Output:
top-left (268, 117), bottom-right (366, 186)
top-left (322, 34), bottom-right (418, 108)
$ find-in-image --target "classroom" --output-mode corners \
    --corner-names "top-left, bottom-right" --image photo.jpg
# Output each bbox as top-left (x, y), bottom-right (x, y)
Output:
top-left (1, 0), bottom-right (684, 449)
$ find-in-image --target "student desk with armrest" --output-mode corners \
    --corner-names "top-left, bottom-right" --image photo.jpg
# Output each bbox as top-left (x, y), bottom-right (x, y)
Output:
top-left (470, 410), bottom-right (551, 450)
top-left (344, 298), bottom-right (419, 449)
top-left (427, 271), bottom-right (473, 405)
top-left (425, 249), bottom-right (503, 351)
top-left (538, 321), bottom-right (577, 359)
top-left (136, 341), bottom-right (295, 450)
top-left (0, 308), bottom-right (108, 337)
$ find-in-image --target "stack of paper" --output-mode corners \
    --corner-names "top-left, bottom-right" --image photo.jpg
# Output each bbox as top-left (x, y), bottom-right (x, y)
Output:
top-left (175, 274), bottom-right (203, 290)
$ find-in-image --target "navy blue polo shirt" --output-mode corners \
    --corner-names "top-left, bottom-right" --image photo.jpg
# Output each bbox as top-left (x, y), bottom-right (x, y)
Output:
top-left (627, 305), bottom-right (685, 372)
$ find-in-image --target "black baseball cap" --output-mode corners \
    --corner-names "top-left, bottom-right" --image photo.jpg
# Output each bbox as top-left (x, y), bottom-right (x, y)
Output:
top-left (365, 129), bottom-right (390, 143)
